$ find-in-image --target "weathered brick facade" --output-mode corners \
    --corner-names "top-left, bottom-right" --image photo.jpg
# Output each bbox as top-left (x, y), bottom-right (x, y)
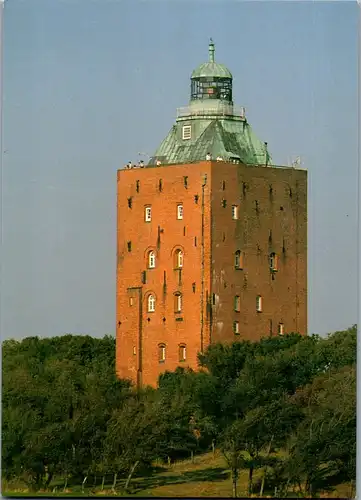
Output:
top-left (116, 160), bottom-right (307, 388)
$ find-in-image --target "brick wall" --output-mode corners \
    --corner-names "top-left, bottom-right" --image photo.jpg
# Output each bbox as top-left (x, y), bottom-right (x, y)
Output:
top-left (116, 161), bottom-right (307, 388)
top-left (210, 162), bottom-right (307, 342)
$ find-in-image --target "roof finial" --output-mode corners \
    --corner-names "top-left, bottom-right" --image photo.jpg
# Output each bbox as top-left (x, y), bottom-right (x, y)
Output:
top-left (209, 38), bottom-right (215, 63)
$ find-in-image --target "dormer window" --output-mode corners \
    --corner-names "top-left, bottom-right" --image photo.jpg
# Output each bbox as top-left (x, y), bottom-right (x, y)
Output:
top-left (182, 125), bottom-right (191, 140)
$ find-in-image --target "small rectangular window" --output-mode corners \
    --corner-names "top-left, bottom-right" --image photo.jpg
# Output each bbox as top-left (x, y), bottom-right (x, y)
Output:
top-left (183, 176), bottom-right (188, 188)
top-left (159, 179), bottom-right (163, 192)
top-left (182, 125), bottom-right (191, 140)
top-left (145, 206), bottom-right (152, 222)
top-left (177, 204), bottom-right (183, 220)
top-left (234, 296), bottom-right (241, 312)
top-left (232, 205), bottom-right (239, 220)
top-left (179, 345), bottom-right (186, 362)
top-left (158, 344), bottom-right (166, 363)
top-left (222, 199), bottom-right (227, 208)
top-left (136, 180), bottom-right (140, 193)
top-left (233, 321), bottom-right (240, 335)
top-left (133, 346), bottom-right (136, 355)
top-left (278, 323), bottom-right (284, 335)
top-left (256, 295), bottom-right (263, 313)
top-left (127, 241), bottom-right (132, 252)
top-left (127, 197), bottom-right (133, 208)
top-left (129, 297), bottom-right (134, 306)
top-left (192, 282), bottom-right (196, 293)
top-left (222, 181), bottom-right (226, 190)
top-left (194, 195), bottom-right (199, 204)
top-left (194, 236), bottom-right (197, 247)
top-left (141, 271), bottom-right (147, 284)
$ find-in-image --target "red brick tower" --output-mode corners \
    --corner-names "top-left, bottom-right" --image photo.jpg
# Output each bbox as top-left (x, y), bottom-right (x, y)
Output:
top-left (116, 41), bottom-right (307, 388)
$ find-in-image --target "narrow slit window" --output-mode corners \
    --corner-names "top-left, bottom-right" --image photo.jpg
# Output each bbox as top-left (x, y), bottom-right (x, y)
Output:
top-left (136, 180), bottom-right (140, 193)
top-left (232, 205), bottom-right (239, 220)
top-left (129, 297), bottom-right (134, 306)
top-left (233, 321), bottom-right (240, 335)
top-left (127, 197), bottom-right (132, 208)
top-left (127, 241), bottom-right (132, 252)
top-left (256, 295), bottom-right (263, 313)
top-left (148, 294), bottom-right (156, 312)
top-left (183, 176), bottom-right (188, 188)
top-left (145, 206), bottom-right (152, 222)
top-left (159, 179), bottom-right (163, 192)
top-left (222, 181), bottom-right (226, 190)
top-left (192, 282), bottom-right (196, 293)
top-left (194, 195), bottom-right (199, 204)
top-left (222, 199), bottom-right (227, 208)
top-left (177, 204), bottom-right (184, 220)
top-left (179, 344), bottom-right (186, 362)
top-left (234, 295), bottom-right (241, 312)
top-left (278, 323), bottom-right (285, 335)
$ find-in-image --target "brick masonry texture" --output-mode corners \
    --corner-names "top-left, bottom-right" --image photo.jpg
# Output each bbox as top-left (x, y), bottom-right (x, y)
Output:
top-left (116, 161), bottom-right (307, 387)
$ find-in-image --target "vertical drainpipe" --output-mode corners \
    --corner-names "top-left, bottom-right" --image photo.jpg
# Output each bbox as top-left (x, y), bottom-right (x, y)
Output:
top-left (130, 286), bottom-right (142, 388)
top-left (200, 173), bottom-right (207, 353)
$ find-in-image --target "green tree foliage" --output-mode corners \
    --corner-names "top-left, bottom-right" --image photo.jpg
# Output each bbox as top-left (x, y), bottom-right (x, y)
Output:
top-left (2, 327), bottom-right (356, 496)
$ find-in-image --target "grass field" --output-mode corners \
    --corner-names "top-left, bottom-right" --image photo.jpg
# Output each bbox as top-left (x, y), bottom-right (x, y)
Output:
top-left (2, 451), bottom-right (354, 498)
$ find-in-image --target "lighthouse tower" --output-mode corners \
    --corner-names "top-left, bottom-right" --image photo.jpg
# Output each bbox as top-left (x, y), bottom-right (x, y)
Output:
top-left (116, 41), bottom-right (307, 388)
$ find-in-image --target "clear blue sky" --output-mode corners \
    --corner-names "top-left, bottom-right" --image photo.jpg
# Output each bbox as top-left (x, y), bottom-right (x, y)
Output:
top-left (2, 0), bottom-right (358, 340)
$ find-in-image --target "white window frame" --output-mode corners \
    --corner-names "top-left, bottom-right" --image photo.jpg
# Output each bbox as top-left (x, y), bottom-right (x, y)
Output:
top-left (177, 204), bottom-right (184, 220)
top-left (177, 250), bottom-right (183, 268)
top-left (158, 344), bottom-right (166, 362)
top-left (234, 295), bottom-right (241, 312)
top-left (179, 344), bottom-right (186, 361)
top-left (270, 253), bottom-right (278, 271)
top-left (148, 251), bottom-right (156, 269)
top-left (235, 250), bottom-right (243, 269)
top-left (182, 125), bottom-right (191, 140)
top-left (233, 321), bottom-right (240, 334)
top-left (175, 293), bottom-right (182, 313)
top-left (145, 206), bottom-right (152, 222)
top-left (232, 205), bottom-right (239, 220)
top-left (148, 294), bottom-right (156, 312)
top-left (256, 295), bottom-right (263, 313)
top-left (278, 323), bottom-right (284, 335)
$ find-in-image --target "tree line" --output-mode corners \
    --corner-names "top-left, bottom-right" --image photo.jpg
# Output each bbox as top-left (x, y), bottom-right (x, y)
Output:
top-left (2, 326), bottom-right (356, 497)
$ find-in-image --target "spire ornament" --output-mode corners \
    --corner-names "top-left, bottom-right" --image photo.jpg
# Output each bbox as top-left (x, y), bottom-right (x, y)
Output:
top-left (209, 38), bottom-right (215, 63)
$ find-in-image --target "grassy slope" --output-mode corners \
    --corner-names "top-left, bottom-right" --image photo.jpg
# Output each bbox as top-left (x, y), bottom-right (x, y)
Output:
top-left (2, 451), bottom-right (353, 498)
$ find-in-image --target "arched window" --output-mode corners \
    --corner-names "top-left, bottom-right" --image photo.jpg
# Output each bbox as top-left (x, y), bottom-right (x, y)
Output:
top-left (235, 250), bottom-right (244, 270)
top-left (179, 344), bottom-right (186, 362)
top-left (148, 294), bottom-right (156, 312)
top-left (270, 253), bottom-right (278, 272)
top-left (174, 292), bottom-right (182, 313)
top-left (148, 250), bottom-right (156, 269)
top-left (174, 249), bottom-right (184, 269)
top-left (158, 343), bottom-right (166, 363)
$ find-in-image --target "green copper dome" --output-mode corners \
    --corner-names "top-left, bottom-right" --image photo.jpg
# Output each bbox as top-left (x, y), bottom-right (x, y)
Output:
top-left (191, 39), bottom-right (232, 79)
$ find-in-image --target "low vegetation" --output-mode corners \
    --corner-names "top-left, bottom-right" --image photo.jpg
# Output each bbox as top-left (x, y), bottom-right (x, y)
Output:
top-left (2, 326), bottom-right (356, 497)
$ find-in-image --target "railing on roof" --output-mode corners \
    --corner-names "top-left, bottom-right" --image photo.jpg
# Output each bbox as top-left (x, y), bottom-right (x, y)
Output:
top-left (176, 104), bottom-right (246, 119)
